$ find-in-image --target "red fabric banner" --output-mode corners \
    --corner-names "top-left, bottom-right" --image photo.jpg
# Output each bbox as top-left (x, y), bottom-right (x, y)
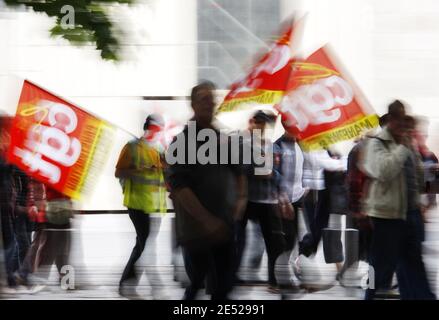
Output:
top-left (217, 26), bottom-right (295, 113)
top-left (275, 46), bottom-right (378, 151)
top-left (7, 80), bottom-right (115, 199)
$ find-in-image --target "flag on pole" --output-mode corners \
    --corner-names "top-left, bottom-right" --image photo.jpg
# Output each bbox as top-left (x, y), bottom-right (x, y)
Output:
top-left (275, 46), bottom-right (379, 151)
top-left (217, 25), bottom-right (295, 113)
top-left (7, 80), bottom-right (116, 200)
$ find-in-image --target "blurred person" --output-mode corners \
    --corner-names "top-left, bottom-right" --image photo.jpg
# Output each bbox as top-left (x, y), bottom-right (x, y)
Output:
top-left (414, 116), bottom-right (438, 211)
top-left (14, 181), bottom-right (73, 292)
top-left (362, 100), bottom-right (411, 300)
top-left (338, 132), bottom-right (373, 287)
top-left (394, 115), bottom-right (436, 300)
top-left (294, 145), bottom-right (346, 281)
top-left (12, 167), bottom-right (33, 276)
top-left (273, 127), bottom-right (307, 294)
top-left (0, 117), bottom-right (33, 290)
top-left (115, 114), bottom-right (167, 299)
top-left (166, 81), bottom-right (246, 300)
top-left (235, 110), bottom-right (286, 293)
top-left (0, 116), bottom-right (18, 289)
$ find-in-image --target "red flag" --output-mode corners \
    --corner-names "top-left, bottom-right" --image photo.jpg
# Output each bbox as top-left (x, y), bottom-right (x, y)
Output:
top-left (7, 80), bottom-right (115, 200)
top-left (275, 46), bottom-right (379, 151)
top-left (217, 26), bottom-right (295, 113)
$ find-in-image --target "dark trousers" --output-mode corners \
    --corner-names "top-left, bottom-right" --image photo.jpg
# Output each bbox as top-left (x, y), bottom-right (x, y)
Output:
top-left (396, 210), bottom-right (436, 300)
top-left (183, 241), bottom-right (235, 300)
top-left (365, 217), bottom-right (406, 300)
top-left (1, 203), bottom-right (18, 286)
top-left (236, 202), bottom-right (286, 286)
top-left (19, 225), bottom-right (71, 280)
top-left (120, 208), bottom-right (151, 285)
top-left (299, 189), bottom-right (330, 257)
top-left (14, 213), bottom-right (32, 267)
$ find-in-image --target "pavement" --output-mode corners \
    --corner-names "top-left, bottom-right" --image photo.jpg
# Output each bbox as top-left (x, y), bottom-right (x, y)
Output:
top-left (1, 209), bottom-right (439, 300)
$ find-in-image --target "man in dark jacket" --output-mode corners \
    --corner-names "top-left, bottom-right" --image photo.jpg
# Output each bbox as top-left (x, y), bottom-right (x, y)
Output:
top-left (166, 81), bottom-right (246, 300)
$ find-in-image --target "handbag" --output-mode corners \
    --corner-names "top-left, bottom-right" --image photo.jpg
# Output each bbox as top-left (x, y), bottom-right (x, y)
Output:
top-left (45, 199), bottom-right (73, 225)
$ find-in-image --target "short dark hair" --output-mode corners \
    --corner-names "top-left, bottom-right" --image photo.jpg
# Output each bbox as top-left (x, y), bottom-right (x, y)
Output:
top-left (388, 100), bottom-right (405, 118)
top-left (251, 110), bottom-right (276, 124)
top-left (190, 81), bottom-right (216, 103)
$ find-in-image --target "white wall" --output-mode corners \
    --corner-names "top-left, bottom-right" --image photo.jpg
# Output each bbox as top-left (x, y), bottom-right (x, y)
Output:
top-left (0, 0), bottom-right (197, 210)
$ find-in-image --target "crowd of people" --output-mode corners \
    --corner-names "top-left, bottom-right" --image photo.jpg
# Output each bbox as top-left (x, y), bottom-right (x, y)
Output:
top-left (1, 81), bottom-right (438, 300)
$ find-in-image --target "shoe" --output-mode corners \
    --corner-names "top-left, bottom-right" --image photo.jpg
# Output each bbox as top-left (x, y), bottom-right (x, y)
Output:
top-left (375, 289), bottom-right (400, 300)
top-left (29, 284), bottom-right (47, 294)
top-left (293, 256), bottom-right (303, 281)
top-left (1, 286), bottom-right (19, 294)
top-left (337, 270), bottom-right (367, 288)
top-left (13, 273), bottom-right (28, 287)
top-left (267, 285), bottom-right (281, 294)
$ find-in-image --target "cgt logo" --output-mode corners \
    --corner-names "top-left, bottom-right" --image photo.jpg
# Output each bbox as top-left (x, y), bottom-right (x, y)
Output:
top-left (14, 100), bottom-right (82, 184)
top-left (278, 75), bottom-right (354, 132)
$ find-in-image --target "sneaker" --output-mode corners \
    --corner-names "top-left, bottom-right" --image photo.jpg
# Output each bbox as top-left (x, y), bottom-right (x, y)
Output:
top-left (337, 269), bottom-right (367, 288)
top-left (293, 256), bottom-right (303, 281)
top-left (29, 284), bottom-right (47, 294)
top-left (1, 286), bottom-right (19, 295)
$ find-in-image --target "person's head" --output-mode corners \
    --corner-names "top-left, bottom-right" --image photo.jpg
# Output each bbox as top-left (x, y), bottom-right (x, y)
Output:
top-left (384, 100), bottom-right (406, 141)
top-left (190, 81), bottom-right (216, 127)
top-left (413, 116), bottom-right (429, 148)
top-left (143, 114), bottom-right (164, 140)
top-left (404, 115), bottom-right (416, 139)
top-left (388, 100), bottom-right (406, 119)
top-left (248, 110), bottom-right (275, 134)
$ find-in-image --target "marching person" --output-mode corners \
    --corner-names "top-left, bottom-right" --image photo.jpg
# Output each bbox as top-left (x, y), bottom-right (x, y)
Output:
top-left (115, 114), bottom-right (167, 298)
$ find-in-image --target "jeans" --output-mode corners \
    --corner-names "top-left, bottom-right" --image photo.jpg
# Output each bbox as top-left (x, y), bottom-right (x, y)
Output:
top-left (13, 213), bottom-right (32, 269)
top-left (299, 190), bottom-right (330, 257)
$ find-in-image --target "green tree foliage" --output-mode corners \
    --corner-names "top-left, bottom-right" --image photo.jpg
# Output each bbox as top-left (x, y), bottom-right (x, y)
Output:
top-left (4, 0), bottom-right (135, 60)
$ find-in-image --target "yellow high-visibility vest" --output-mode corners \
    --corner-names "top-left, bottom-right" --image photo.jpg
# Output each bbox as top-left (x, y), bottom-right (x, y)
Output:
top-left (122, 139), bottom-right (167, 214)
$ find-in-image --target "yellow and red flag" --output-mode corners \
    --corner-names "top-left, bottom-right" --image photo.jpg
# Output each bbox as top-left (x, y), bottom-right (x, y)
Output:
top-left (7, 80), bottom-right (115, 200)
top-left (276, 46), bottom-right (379, 151)
top-left (217, 26), bottom-right (295, 113)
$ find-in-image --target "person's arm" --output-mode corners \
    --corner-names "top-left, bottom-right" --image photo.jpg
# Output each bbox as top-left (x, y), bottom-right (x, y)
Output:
top-left (115, 143), bottom-right (157, 179)
top-left (316, 150), bottom-right (347, 172)
top-left (362, 138), bottom-right (410, 182)
top-left (173, 187), bottom-right (228, 239)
